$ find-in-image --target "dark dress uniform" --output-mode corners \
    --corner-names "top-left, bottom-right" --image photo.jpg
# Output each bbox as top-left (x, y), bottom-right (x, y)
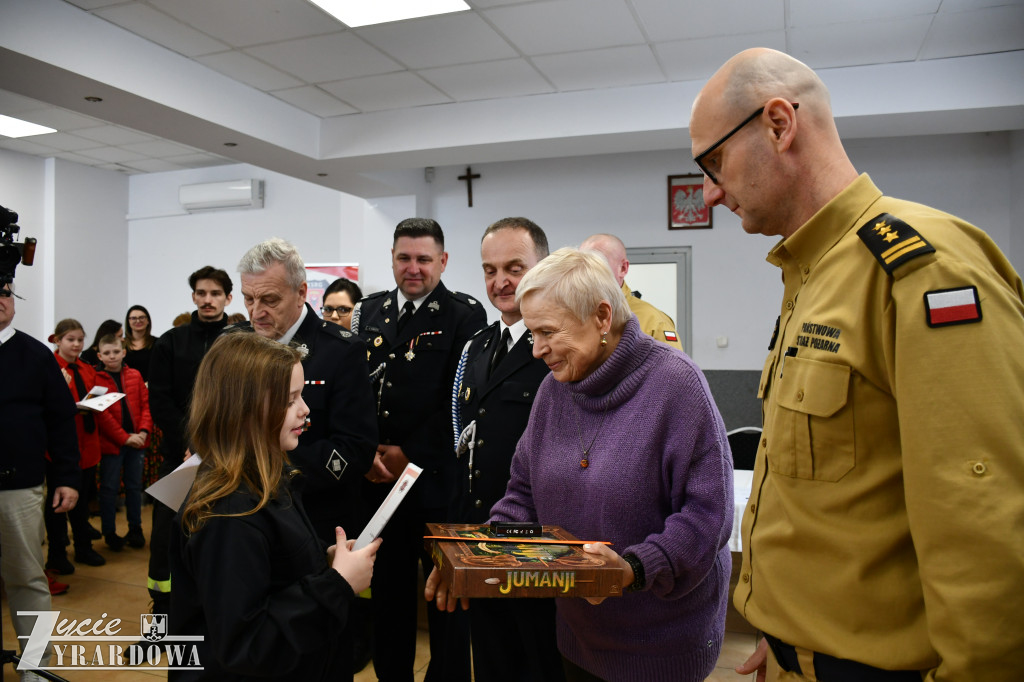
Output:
top-left (354, 281), bottom-right (486, 682)
top-left (227, 303), bottom-right (378, 540)
top-left (453, 322), bottom-right (564, 682)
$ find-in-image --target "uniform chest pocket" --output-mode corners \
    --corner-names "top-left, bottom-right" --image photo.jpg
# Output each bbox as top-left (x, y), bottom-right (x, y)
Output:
top-left (767, 356), bottom-right (855, 482)
top-left (499, 382), bottom-right (537, 404)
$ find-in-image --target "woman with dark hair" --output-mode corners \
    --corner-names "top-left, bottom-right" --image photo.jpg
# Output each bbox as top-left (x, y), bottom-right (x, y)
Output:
top-left (169, 332), bottom-right (381, 681)
top-left (80, 319), bottom-right (122, 366)
top-left (321, 278), bottom-right (362, 330)
top-left (124, 305), bottom-right (157, 383)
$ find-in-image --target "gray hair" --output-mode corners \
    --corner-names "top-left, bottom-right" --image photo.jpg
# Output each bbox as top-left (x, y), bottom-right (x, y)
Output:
top-left (237, 238), bottom-right (306, 290)
top-left (516, 248), bottom-right (631, 328)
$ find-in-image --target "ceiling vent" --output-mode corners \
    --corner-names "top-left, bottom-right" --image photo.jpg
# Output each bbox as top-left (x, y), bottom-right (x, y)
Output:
top-left (179, 179), bottom-right (264, 212)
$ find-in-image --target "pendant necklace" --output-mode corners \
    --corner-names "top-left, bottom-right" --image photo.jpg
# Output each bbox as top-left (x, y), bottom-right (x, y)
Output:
top-left (572, 394), bottom-right (610, 469)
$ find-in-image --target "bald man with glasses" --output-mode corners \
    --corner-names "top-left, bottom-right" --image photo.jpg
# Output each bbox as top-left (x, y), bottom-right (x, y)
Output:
top-left (691, 48), bottom-right (1024, 682)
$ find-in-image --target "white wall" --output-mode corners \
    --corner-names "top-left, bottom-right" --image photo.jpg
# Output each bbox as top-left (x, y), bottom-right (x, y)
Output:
top-left (0, 149), bottom-right (49, 341)
top-left (413, 131), bottom-right (1019, 370)
top-left (127, 163), bottom-right (366, 333)
top-left (0, 150), bottom-right (128, 343)
top-left (53, 159), bottom-right (129, 344)
top-left (1011, 131), bottom-right (1024, 269)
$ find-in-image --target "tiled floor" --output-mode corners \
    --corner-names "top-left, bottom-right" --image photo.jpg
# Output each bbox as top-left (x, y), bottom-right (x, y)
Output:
top-left (3, 507), bottom-right (755, 681)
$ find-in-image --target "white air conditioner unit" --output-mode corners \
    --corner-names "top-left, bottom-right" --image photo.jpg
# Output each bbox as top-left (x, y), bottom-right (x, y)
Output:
top-left (179, 179), bottom-right (264, 212)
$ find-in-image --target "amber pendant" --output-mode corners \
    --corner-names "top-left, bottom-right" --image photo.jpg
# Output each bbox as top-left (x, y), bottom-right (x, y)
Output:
top-left (580, 458), bottom-right (589, 468)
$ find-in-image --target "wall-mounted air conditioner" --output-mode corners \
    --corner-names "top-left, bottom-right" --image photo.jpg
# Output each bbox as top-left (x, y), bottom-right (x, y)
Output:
top-left (179, 179), bottom-right (264, 212)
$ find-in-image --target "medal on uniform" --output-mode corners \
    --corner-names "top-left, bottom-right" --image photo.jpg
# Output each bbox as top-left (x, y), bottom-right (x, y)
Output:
top-left (384, 317), bottom-right (390, 324)
top-left (405, 338), bottom-right (416, 362)
top-left (373, 336), bottom-right (383, 347)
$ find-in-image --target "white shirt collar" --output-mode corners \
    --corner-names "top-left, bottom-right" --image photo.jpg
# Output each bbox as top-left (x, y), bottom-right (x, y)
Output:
top-left (0, 325), bottom-right (14, 346)
top-left (396, 290), bottom-right (427, 313)
top-left (499, 318), bottom-right (528, 349)
top-left (276, 305), bottom-right (308, 345)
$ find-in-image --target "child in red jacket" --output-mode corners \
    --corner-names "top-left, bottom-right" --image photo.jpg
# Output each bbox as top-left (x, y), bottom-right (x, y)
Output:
top-left (47, 318), bottom-right (106, 573)
top-left (95, 334), bottom-right (152, 551)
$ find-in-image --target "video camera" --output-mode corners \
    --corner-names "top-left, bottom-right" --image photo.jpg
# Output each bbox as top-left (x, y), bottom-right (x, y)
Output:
top-left (0, 204), bottom-right (36, 286)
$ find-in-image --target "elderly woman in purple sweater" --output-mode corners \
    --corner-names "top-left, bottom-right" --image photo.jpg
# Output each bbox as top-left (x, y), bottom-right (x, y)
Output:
top-left (428, 248), bottom-right (734, 682)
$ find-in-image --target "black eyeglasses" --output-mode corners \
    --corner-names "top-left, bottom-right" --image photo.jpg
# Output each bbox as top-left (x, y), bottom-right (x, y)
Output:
top-left (0, 289), bottom-right (12, 298)
top-left (322, 305), bottom-right (353, 317)
top-left (694, 103), bottom-right (798, 185)
top-left (128, 315), bottom-right (148, 322)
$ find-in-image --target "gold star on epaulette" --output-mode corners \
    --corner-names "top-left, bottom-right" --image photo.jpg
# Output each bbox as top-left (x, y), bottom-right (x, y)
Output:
top-left (857, 212), bottom-right (935, 274)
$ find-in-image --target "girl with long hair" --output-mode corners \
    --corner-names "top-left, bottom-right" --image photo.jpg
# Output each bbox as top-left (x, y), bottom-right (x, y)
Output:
top-left (45, 318), bottom-right (107, 573)
top-left (169, 332), bottom-right (380, 681)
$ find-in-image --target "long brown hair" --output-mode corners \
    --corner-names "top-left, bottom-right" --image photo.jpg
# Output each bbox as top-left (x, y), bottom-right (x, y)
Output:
top-left (181, 332), bottom-right (302, 533)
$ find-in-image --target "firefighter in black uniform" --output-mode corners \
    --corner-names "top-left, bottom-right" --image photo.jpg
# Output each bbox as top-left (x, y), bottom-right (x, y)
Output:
top-left (352, 218), bottom-right (486, 682)
top-left (448, 217), bottom-right (564, 682)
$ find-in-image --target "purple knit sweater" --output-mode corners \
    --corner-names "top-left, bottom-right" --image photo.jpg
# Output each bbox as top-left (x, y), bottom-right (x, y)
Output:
top-left (491, 316), bottom-right (733, 682)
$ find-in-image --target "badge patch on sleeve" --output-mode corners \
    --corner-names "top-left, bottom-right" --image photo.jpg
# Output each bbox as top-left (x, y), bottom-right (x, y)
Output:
top-left (857, 213), bottom-right (935, 274)
top-left (664, 330), bottom-right (678, 342)
top-left (326, 450), bottom-right (349, 480)
top-left (924, 286), bottom-right (981, 327)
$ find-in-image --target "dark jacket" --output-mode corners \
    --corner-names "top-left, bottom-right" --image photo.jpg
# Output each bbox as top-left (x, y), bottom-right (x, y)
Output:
top-left (148, 312), bottom-right (228, 462)
top-left (170, 475), bottom-right (354, 681)
top-left (0, 330), bottom-right (81, 490)
top-left (227, 304), bottom-right (378, 540)
top-left (452, 323), bottom-right (549, 522)
top-left (355, 281), bottom-right (487, 509)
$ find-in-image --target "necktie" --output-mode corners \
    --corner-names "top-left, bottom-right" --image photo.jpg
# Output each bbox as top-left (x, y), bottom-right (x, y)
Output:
top-left (67, 363), bottom-right (95, 433)
top-left (397, 300), bottom-right (416, 333)
top-left (490, 328), bottom-right (511, 376)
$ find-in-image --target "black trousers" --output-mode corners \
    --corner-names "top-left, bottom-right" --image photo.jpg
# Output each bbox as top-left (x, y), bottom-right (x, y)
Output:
top-left (45, 465), bottom-right (96, 558)
top-left (147, 457), bottom-right (177, 605)
top-left (470, 597), bottom-right (565, 682)
top-left (365, 489), bottom-right (470, 682)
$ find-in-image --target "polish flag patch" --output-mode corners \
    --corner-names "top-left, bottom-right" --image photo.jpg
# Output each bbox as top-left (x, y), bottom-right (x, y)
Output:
top-left (924, 286), bottom-right (981, 327)
top-left (664, 330), bottom-right (678, 342)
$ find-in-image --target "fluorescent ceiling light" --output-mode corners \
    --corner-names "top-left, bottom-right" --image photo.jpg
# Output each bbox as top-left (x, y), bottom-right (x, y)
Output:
top-left (0, 115), bottom-right (56, 138)
top-left (308, 0), bottom-right (470, 27)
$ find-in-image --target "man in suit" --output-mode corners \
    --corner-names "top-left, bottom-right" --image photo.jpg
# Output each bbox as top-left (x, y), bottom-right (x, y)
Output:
top-left (353, 218), bottom-right (486, 682)
top-left (236, 237), bottom-right (377, 539)
top-left (449, 217), bottom-right (564, 682)
top-left (235, 238), bottom-right (378, 682)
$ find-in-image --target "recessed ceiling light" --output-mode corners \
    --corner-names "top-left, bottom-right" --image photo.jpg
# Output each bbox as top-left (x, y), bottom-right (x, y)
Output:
top-left (307, 0), bottom-right (470, 27)
top-left (84, 96), bottom-right (103, 103)
top-left (0, 114), bottom-right (56, 138)
top-left (223, 142), bottom-right (238, 147)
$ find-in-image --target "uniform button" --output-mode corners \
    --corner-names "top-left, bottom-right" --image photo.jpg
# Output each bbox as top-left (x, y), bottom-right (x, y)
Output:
top-left (478, 408), bottom-right (486, 416)
top-left (802, 266), bottom-right (810, 275)
top-left (386, 381), bottom-right (392, 388)
top-left (741, 573), bottom-right (749, 583)
top-left (473, 469), bottom-right (481, 478)
top-left (382, 411), bottom-right (390, 418)
top-left (522, 392), bottom-right (530, 398)
top-left (972, 461), bottom-right (987, 475)
top-left (388, 353), bottom-right (395, 359)
top-left (761, 438), bottom-right (767, 448)
top-left (477, 439), bottom-right (484, 447)
top-left (785, 300), bottom-right (794, 310)
top-left (796, 390), bottom-right (804, 401)
top-left (750, 503), bottom-right (756, 514)
top-left (474, 500), bottom-right (482, 508)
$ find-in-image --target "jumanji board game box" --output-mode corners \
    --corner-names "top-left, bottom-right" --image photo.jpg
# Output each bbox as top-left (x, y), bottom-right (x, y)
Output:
top-left (425, 523), bottom-right (624, 599)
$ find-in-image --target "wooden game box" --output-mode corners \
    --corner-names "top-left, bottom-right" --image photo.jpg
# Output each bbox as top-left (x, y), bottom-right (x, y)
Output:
top-left (425, 523), bottom-right (624, 599)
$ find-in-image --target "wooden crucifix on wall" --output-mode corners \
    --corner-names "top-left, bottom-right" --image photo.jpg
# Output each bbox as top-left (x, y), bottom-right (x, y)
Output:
top-left (458, 166), bottom-right (480, 207)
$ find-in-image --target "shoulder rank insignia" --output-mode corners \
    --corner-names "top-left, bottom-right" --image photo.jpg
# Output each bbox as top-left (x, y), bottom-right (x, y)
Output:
top-left (382, 297), bottom-right (392, 309)
top-left (924, 286), bottom-right (981, 328)
top-left (857, 213), bottom-right (935, 274)
top-left (428, 300), bottom-right (440, 312)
